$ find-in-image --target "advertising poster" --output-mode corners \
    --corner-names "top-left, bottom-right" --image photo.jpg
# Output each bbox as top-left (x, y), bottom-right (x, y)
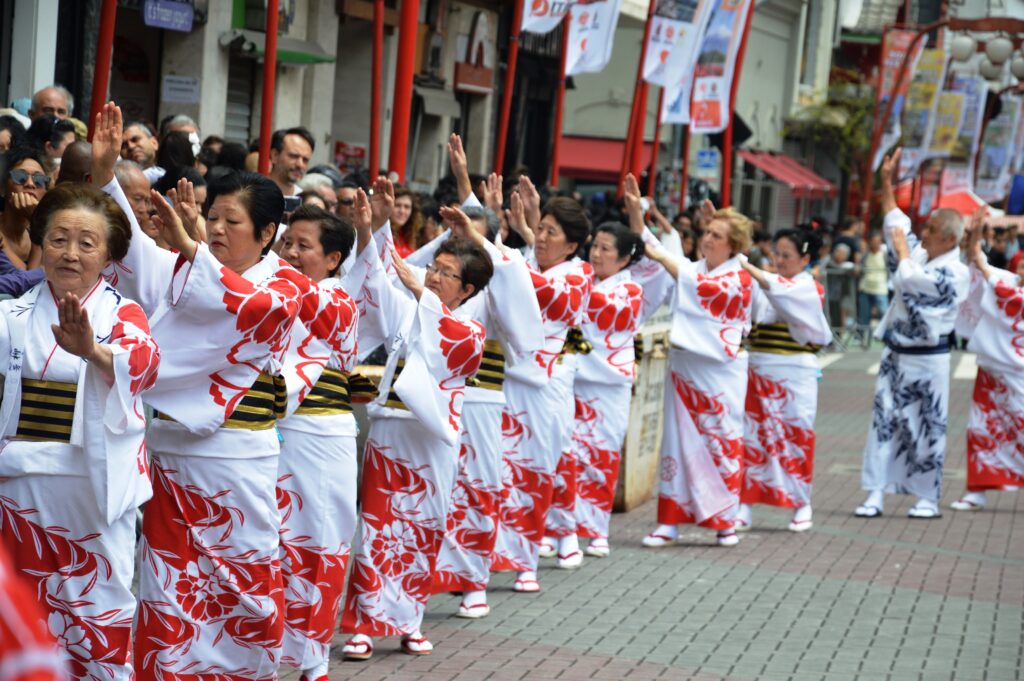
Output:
top-left (976, 96), bottom-right (1021, 203)
top-left (689, 0), bottom-right (753, 134)
top-left (522, 0), bottom-right (572, 34)
top-left (658, 1), bottom-right (715, 124)
top-left (926, 92), bottom-right (965, 158)
top-left (899, 48), bottom-right (946, 177)
top-left (946, 74), bottom-right (988, 190)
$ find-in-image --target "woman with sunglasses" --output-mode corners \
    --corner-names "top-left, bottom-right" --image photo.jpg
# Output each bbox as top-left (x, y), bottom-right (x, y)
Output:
top-left (492, 179), bottom-right (592, 592)
top-left (275, 204), bottom-right (359, 681)
top-left (93, 103), bottom-right (303, 679)
top-left (1, 146), bottom-right (49, 269)
top-left (339, 198), bottom-right (491, 659)
top-left (0, 179), bottom-right (159, 681)
top-left (641, 200), bottom-right (758, 548)
top-left (734, 228), bottom-right (832, 533)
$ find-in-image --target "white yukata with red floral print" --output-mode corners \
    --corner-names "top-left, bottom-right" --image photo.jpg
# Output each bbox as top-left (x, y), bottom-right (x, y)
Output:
top-left (654, 241), bottom-right (757, 531)
top-left (102, 179), bottom-right (304, 681)
top-left (958, 264), bottom-right (1024, 493)
top-left (571, 268), bottom-right (645, 540)
top-left (0, 279), bottom-right (159, 681)
top-left (401, 222), bottom-right (544, 597)
top-left (492, 254), bottom-right (592, 573)
top-left (340, 240), bottom-right (485, 638)
top-left (275, 272), bottom-right (359, 674)
top-left (741, 271), bottom-right (831, 510)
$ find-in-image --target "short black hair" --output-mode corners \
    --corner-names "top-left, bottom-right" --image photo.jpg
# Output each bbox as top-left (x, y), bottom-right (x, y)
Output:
top-left (156, 131), bottom-right (196, 172)
top-left (288, 204), bottom-right (356, 274)
top-left (594, 221), bottom-right (644, 267)
top-left (271, 127), bottom-right (315, 153)
top-left (436, 235), bottom-right (493, 301)
top-left (27, 115), bottom-right (76, 150)
top-left (216, 142), bottom-right (249, 171)
top-left (206, 171), bottom-right (284, 255)
top-left (542, 196), bottom-right (591, 254)
top-left (2, 145), bottom-right (48, 189)
top-left (773, 227), bottom-right (820, 259)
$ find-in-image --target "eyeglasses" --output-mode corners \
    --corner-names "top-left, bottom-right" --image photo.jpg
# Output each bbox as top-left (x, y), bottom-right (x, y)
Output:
top-left (425, 263), bottom-right (463, 282)
top-left (9, 168), bottom-right (49, 189)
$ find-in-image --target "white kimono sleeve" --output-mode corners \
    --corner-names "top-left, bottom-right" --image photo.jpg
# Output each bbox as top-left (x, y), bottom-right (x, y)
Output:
top-left (632, 227), bottom-right (677, 323)
top-left (480, 239), bottom-right (544, 356)
top-left (100, 178), bottom-right (178, 315)
top-left (761, 273), bottom-right (833, 346)
top-left (406, 228), bottom-right (451, 268)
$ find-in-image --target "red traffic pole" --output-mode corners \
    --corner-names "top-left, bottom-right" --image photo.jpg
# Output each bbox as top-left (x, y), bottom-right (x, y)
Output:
top-left (549, 21), bottom-right (570, 188)
top-left (647, 88), bottom-right (664, 196)
top-left (369, 0), bottom-right (384, 180)
top-left (388, 0), bottom-right (420, 183)
top-left (678, 123), bottom-right (691, 214)
top-left (617, 0), bottom-right (657, 192)
top-left (88, 0), bottom-right (117, 140)
top-left (495, 0), bottom-right (525, 174)
top-left (720, 2), bottom-right (754, 207)
top-left (258, 0), bottom-right (280, 176)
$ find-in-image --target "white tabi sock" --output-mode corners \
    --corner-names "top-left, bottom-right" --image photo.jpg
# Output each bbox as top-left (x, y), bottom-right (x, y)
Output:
top-left (558, 534), bottom-right (579, 556)
top-left (462, 589), bottom-right (487, 607)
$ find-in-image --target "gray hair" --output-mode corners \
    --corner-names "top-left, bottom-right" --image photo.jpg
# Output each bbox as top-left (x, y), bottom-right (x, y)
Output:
top-left (930, 208), bottom-right (964, 243)
top-left (463, 205), bottom-right (500, 241)
top-left (163, 114), bottom-right (199, 136)
top-left (32, 84), bottom-right (74, 114)
top-left (114, 159), bottom-right (148, 188)
top-left (298, 173), bottom-right (334, 193)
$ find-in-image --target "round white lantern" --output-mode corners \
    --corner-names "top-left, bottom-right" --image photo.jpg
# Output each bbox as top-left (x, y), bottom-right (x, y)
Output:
top-left (979, 57), bottom-right (1004, 81)
top-left (1011, 55), bottom-right (1024, 80)
top-left (951, 35), bottom-right (977, 62)
top-left (985, 36), bottom-right (1014, 65)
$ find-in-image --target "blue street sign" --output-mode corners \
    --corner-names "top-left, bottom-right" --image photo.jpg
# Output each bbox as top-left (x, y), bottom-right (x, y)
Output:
top-left (143, 0), bottom-right (194, 33)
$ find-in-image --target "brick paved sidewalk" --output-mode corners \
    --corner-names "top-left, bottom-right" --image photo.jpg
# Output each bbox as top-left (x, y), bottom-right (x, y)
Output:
top-left (283, 350), bottom-right (1024, 680)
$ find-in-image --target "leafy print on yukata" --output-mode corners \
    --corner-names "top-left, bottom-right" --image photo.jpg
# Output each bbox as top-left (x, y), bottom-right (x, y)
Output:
top-left (0, 496), bottom-right (132, 681)
top-left (110, 302), bottom-right (160, 396)
top-left (966, 369), bottom-right (1024, 486)
top-left (694, 269), bottom-right (752, 357)
top-left (992, 280), bottom-right (1024, 357)
top-left (529, 263), bottom-right (592, 374)
top-left (892, 267), bottom-right (956, 343)
top-left (587, 282), bottom-right (643, 375)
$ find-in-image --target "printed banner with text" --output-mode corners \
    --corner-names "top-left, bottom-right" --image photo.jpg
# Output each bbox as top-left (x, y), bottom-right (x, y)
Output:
top-left (689, 0), bottom-right (753, 134)
top-left (657, 1), bottom-right (715, 124)
top-left (898, 49), bottom-right (946, 178)
top-left (522, 0), bottom-right (572, 34)
top-left (872, 30), bottom-right (924, 172)
top-left (976, 96), bottom-right (1022, 203)
top-left (565, 0), bottom-right (624, 76)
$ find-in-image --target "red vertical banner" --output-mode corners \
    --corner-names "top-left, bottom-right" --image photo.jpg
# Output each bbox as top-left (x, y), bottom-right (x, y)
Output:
top-left (258, 0), bottom-right (280, 175)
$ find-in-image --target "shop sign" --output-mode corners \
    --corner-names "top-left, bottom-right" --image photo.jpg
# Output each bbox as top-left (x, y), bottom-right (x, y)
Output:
top-left (143, 0), bottom-right (194, 32)
top-left (454, 12), bottom-right (495, 95)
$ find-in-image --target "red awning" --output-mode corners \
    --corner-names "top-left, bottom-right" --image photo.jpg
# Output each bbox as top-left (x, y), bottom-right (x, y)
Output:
top-left (737, 150), bottom-right (837, 200)
top-left (560, 136), bottom-right (655, 183)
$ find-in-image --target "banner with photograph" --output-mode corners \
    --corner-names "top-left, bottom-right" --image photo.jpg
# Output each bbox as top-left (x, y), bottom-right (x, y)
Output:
top-left (945, 74), bottom-right (988, 192)
top-left (976, 96), bottom-right (1022, 203)
top-left (898, 49), bottom-right (946, 177)
top-left (643, 0), bottom-right (712, 86)
top-left (689, 0), bottom-right (753, 134)
top-left (927, 92), bottom-right (965, 158)
top-left (872, 30), bottom-right (924, 171)
top-left (522, 0), bottom-right (572, 34)
top-left (565, 0), bottom-right (624, 76)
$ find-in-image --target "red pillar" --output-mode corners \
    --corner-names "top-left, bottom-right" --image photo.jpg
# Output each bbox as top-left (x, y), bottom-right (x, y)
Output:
top-left (617, 0), bottom-right (657, 191)
top-left (258, 0), bottom-right (280, 175)
top-left (388, 0), bottom-right (420, 183)
top-left (630, 81), bottom-right (650, 180)
top-left (720, 3), bottom-right (754, 207)
top-left (88, 0), bottom-right (117, 141)
top-left (549, 22), bottom-right (570, 188)
top-left (678, 123), bottom-right (690, 213)
top-left (369, 0), bottom-right (384, 179)
top-left (647, 88), bottom-right (664, 196)
top-left (495, 0), bottom-right (524, 174)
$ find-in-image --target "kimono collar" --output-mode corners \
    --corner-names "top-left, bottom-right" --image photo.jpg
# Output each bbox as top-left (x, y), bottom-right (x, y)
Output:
top-left (595, 268), bottom-right (631, 290)
top-left (243, 254), bottom-right (280, 284)
top-left (925, 245), bottom-right (961, 270)
top-left (702, 255), bottom-right (741, 276)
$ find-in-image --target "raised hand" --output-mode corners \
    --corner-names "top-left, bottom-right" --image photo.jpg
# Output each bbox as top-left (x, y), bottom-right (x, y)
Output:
top-left (698, 198), bottom-right (716, 225)
top-left (622, 173), bottom-right (645, 234)
top-left (91, 101), bottom-right (123, 187)
top-left (369, 176), bottom-right (394, 230)
top-left (482, 172), bottom-right (504, 213)
top-left (517, 175), bottom-right (541, 231)
top-left (507, 190), bottom-right (535, 247)
top-left (150, 189), bottom-right (197, 260)
top-left (391, 247), bottom-right (424, 299)
top-left (448, 133), bottom-right (472, 202)
top-left (51, 292), bottom-right (115, 381)
top-left (890, 222), bottom-right (910, 262)
top-left (880, 147), bottom-right (902, 187)
top-left (439, 205), bottom-right (481, 244)
top-left (352, 188), bottom-right (373, 253)
top-left (166, 177), bottom-right (206, 243)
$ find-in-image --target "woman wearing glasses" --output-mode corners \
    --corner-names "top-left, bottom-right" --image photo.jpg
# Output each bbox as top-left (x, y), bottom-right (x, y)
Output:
top-left (339, 199), bottom-right (491, 659)
top-left (1, 146), bottom-right (48, 269)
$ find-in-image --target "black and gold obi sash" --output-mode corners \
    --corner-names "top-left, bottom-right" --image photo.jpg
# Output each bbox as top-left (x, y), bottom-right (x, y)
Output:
top-left (16, 379), bottom-right (76, 443)
top-left (382, 359), bottom-right (410, 411)
top-left (158, 371), bottom-right (286, 430)
top-left (558, 327), bottom-right (593, 363)
top-left (295, 368), bottom-right (353, 416)
top-left (747, 323), bottom-right (821, 355)
top-left (466, 340), bottom-right (505, 392)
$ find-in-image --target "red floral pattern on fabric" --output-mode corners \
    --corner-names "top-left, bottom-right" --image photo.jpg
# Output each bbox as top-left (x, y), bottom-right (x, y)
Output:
top-left (529, 262), bottom-right (593, 374)
top-left (439, 314), bottom-right (485, 380)
top-left (965, 369), bottom-right (1024, 491)
top-left (993, 280), bottom-right (1024, 357)
top-left (696, 269), bottom-right (752, 322)
top-left (110, 302), bottom-right (160, 396)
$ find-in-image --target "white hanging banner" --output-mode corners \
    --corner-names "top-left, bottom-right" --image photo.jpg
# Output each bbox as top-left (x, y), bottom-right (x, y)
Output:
top-left (643, 0), bottom-right (713, 86)
top-left (658, 1), bottom-right (716, 124)
top-left (689, 0), bottom-right (753, 134)
top-left (565, 0), bottom-right (624, 76)
top-left (522, 0), bottom-right (572, 34)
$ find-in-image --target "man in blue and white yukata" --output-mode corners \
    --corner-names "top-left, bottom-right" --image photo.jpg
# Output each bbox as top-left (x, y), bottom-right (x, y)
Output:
top-left (855, 147), bottom-right (970, 520)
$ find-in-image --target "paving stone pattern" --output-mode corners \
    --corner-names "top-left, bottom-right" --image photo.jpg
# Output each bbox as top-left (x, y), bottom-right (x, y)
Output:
top-left (282, 350), bottom-right (1024, 680)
